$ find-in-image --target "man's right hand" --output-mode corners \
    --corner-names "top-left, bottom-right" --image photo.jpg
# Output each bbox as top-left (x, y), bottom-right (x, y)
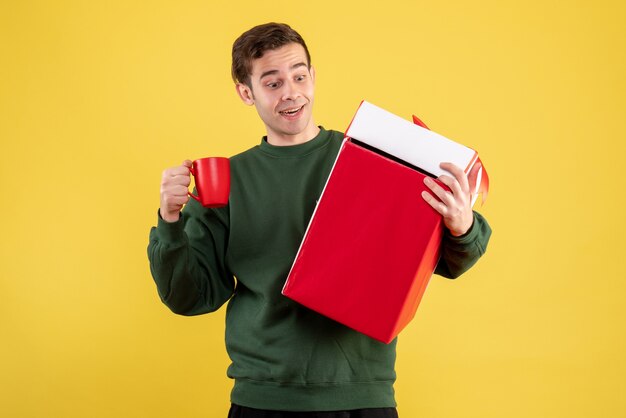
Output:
top-left (159, 160), bottom-right (193, 223)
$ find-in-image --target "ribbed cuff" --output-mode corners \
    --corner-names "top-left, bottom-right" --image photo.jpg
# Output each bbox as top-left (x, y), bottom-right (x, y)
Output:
top-left (156, 209), bottom-right (186, 242)
top-left (444, 211), bottom-right (479, 245)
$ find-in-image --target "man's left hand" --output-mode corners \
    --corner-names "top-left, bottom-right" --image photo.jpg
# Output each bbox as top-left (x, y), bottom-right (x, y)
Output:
top-left (421, 162), bottom-right (480, 237)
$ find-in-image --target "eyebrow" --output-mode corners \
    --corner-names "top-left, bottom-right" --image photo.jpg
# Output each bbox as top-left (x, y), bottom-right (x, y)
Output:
top-left (259, 62), bottom-right (308, 80)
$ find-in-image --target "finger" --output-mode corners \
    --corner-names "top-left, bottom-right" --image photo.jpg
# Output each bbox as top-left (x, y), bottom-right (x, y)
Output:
top-left (423, 176), bottom-right (455, 207)
top-left (171, 174), bottom-right (192, 187)
top-left (161, 193), bottom-right (189, 209)
top-left (173, 165), bottom-right (192, 176)
top-left (165, 165), bottom-right (192, 178)
top-left (182, 160), bottom-right (192, 168)
top-left (166, 195), bottom-right (190, 207)
top-left (440, 162), bottom-right (469, 193)
top-left (437, 174), bottom-right (463, 198)
top-left (421, 191), bottom-right (447, 216)
top-left (467, 161), bottom-right (481, 194)
top-left (162, 173), bottom-right (191, 189)
top-left (166, 184), bottom-right (191, 197)
top-left (175, 194), bottom-right (191, 205)
top-left (161, 186), bottom-right (190, 202)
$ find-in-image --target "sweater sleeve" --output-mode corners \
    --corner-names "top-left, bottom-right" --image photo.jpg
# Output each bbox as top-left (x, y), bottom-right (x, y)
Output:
top-left (434, 211), bottom-right (492, 279)
top-left (147, 198), bottom-right (235, 315)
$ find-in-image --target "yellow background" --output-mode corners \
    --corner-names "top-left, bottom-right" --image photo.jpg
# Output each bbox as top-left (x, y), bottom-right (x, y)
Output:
top-left (1, 0), bottom-right (625, 417)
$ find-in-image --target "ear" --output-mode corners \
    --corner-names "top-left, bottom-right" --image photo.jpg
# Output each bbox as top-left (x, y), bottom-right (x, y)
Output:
top-left (236, 83), bottom-right (255, 106)
top-left (310, 65), bottom-right (316, 84)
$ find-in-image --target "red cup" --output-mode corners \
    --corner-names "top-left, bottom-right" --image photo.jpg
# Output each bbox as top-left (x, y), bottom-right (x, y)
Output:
top-left (188, 157), bottom-right (230, 208)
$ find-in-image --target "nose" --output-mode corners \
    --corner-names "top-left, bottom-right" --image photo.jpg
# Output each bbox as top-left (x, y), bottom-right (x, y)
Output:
top-left (281, 79), bottom-right (301, 101)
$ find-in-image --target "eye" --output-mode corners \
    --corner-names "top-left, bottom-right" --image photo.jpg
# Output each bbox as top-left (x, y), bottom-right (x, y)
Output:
top-left (266, 81), bottom-right (281, 89)
top-left (295, 74), bottom-right (307, 82)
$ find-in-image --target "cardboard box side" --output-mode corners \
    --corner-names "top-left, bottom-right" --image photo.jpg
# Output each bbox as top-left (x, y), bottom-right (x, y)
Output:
top-left (390, 222), bottom-right (443, 340)
top-left (283, 141), bottom-right (445, 343)
top-left (282, 138), bottom-right (349, 295)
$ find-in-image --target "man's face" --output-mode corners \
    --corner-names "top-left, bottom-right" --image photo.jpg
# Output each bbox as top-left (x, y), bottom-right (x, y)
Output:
top-left (236, 43), bottom-right (317, 144)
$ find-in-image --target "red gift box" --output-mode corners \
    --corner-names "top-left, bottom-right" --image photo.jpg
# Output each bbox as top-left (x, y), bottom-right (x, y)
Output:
top-left (282, 101), bottom-right (488, 343)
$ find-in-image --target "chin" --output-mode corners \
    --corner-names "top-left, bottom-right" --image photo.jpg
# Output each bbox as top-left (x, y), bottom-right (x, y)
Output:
top-left (279, 120), bottom-right (310, 134)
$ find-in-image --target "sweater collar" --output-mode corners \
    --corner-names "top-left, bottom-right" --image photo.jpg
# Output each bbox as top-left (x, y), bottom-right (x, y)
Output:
top-left (258, 127), bottom-right (332, 158)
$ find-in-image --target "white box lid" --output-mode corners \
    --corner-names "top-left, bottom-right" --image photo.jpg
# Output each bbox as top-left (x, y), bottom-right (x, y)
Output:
top-left (345, 101), bottom-right (478, 178)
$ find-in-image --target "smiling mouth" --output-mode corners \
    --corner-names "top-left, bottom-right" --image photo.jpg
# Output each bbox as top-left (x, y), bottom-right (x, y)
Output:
top-left (279, 105), bottom-right (304, 116)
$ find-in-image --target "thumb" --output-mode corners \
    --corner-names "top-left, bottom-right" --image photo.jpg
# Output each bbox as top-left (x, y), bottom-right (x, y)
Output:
top-left (468, 161), bottom-right (481, 194)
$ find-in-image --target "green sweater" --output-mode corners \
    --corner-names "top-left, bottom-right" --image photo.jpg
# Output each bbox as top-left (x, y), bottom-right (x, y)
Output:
top-left (147, 127), bottom-right (492, 411)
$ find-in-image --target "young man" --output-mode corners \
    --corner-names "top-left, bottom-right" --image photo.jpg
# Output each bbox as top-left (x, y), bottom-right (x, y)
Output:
top-left (148, 23), bottom-right (491, 417)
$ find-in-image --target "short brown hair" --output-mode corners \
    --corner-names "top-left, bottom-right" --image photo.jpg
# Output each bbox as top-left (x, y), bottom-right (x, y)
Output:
top-left (231, 22), bottom-right (311, 86)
